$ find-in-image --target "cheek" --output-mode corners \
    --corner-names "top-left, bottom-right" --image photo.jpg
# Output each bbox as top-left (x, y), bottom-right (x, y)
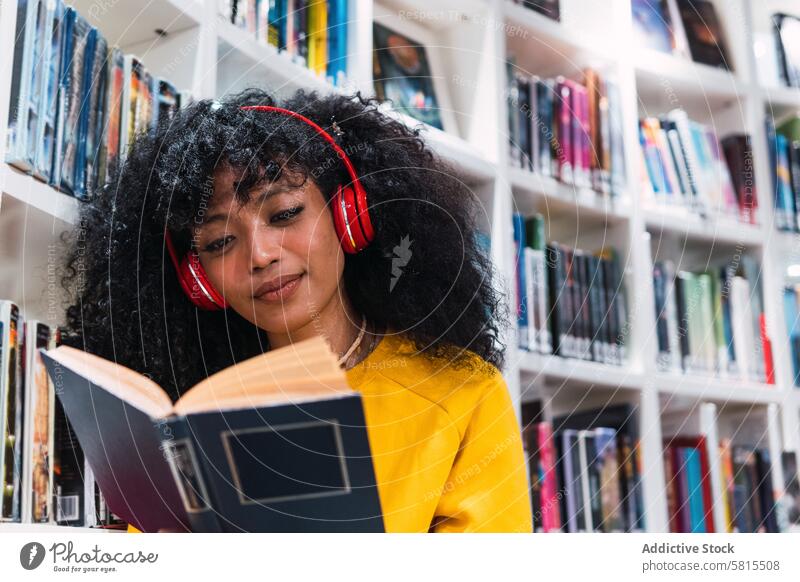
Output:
top-left (305, 211), bottom-right (344, 281)
top-left (201, 254), bottom-right (241, 298)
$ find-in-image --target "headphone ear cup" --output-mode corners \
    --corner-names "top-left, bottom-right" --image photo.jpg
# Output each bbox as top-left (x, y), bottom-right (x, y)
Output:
top-left (352, 183), bottom-right (374, 242)
top-left (179, 252), bottom-right (228, 310)
top-left (331, 184), bottom-right (354, 253)
top-left (333, 184), bottom-right (371, 254)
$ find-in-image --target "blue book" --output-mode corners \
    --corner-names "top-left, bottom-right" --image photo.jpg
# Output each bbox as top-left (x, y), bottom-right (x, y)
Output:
top-left (777, 134), bottom-right (797, 231)
top-left (268, 0), bottom-right (287, 50)
top-left (72, 26), bottom-right (98, 199)
top-left (52, 8), bottom-right (93, 195)
top-left (513, 213), bottom-right (529, 349)
top-left (535, 79), bottom-right (553, 176)
top-left (784, 286), bottom-right (800, 386)
top-left (33, 0), bottom-right (64, 182)
top-left (326, 0), bottom-right (348, 84)
top-left (684, 447), bottom-right (707, 533)
top-left (6, 0), bottom-right (47, 172)
top-left (41, 338), bottom-right (383, 533)
top-left (719, 267), bottom-right (736, 369)
top-left (632, 0), bottom-right (674, 53)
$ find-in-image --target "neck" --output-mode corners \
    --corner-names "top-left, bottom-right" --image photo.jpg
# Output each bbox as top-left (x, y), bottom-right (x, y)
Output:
top-left (266, 293), bottom-right (362, 361)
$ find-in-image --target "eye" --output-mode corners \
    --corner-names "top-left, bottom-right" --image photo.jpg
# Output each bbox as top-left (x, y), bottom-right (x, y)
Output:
top-left (203, 234), bottom-right (234, 253)
top-left (271, 205), bottom-right (304, 224)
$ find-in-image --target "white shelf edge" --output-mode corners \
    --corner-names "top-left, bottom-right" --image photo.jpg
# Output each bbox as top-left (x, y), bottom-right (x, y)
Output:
top-left (633, 48), bottom-right (746, 99)
top-left (1, 164), bottom-right (79, 225)
top-left (502, 1), bottom-right (620, 64)
top-left (652, 371), bottom-right (783, 405)
top-left (643, 206), bottom-right (763, 246)
top-left (517, 349), bottom-right (644, 390)
top-left (508, 166), bottom-right (631, 221)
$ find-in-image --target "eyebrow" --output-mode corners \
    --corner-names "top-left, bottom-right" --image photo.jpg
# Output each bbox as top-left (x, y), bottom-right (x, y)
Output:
top-left (200, 185), bottom-right (301, 225)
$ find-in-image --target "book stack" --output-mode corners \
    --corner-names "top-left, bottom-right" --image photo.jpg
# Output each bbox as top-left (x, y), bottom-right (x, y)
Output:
top-left (522, 403), bottom-right (645, 533)
top-left (219, 0), bottom-right (349, 85)
top-left (664, 436), bottom-right (779, 533)
top-left (0, 301), bottom-right (124, 529)
top-left (652, 259), bottom-right (774, 383)
top-left (506, 66), bottom-right (627, 198)
top-left (514, 213), bottom-right (628, 366)
top-left (638, 110), bottom-right (756, 223)
top-left (6, 1), bottom-right (190, 201)
top-left (766, 114), bottom-right (800, 233)
top-left (631, 0), bottom-right (732, 70)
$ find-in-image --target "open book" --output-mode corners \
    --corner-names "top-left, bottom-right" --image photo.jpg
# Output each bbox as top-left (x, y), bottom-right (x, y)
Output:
top-left (41, 336), bottom-right (384, 532)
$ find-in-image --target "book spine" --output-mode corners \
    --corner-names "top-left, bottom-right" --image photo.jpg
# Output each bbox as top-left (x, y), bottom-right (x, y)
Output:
top-left (528, 75), bottom-right (540, 174)
top-left (517, 75), bottom-right (532, 171)
top-left (513, 214), bottom-right (528, 349)
top-left (536, 79), bottom-right (553, 177)
top-left (554, 79), bottom-right (573, 183)
top-left (538, 422), bottom-right (561, 532)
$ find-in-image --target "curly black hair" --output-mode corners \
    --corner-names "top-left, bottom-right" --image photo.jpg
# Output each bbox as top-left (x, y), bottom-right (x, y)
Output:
top-left (61, 88), bottom-right (508, 401)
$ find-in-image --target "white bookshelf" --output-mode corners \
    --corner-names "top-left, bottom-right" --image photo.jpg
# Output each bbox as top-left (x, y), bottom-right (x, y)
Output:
top-left (1, 0), bottom-right (800, 533)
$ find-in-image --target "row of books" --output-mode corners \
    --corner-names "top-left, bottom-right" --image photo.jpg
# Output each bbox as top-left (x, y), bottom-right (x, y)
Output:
top-left (521, 403), bottom-right (645, 533)
top-left (514, 213), bottom-right (628, 366)
top-left (664, 436), bottom-right (779, 533)
top-left (506, 66), bottom-right (626, 198)
top-left (652, 259), bottom-right (774, 383)
top-left (0, 301), bottom-right (123, 528)
top-left (639, 110), bottom-right (757, 223)
top-left (632, 0), bottom-right (732, 70)
top-left (219, 0), bottom-right (349, 84)
top-left (6, 0), bottom-right (189, 200)
top-left (766, 114), bottom-right (800, 233)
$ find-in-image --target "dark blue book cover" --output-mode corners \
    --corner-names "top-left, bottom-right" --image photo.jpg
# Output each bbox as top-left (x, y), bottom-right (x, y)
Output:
top-left (41, 343), bottom-right (383, 533)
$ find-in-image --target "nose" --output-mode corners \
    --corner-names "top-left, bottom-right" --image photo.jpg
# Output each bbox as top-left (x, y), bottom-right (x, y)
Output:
top-left (246, 221), bottom-right (280, 273)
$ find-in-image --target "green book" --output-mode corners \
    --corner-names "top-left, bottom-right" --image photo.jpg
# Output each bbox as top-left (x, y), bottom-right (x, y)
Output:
top-left (525, 214), bottom-right (546, 250)
top-left (695, 273), bottom-right (717, 373)
top-left (778, 115), bottom-right (800, 143)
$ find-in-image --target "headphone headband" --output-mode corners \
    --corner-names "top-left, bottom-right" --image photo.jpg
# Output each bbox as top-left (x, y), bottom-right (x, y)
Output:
top-left (240, 105), bottom-right (361, 189)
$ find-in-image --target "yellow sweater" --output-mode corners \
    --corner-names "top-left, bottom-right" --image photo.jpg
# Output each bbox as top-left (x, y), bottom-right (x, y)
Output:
top-left (131, 332), bottom-right (533, 533)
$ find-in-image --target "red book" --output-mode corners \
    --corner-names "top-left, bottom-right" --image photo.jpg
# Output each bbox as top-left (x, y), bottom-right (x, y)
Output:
top-left (538, 423), bottom-right (562, 532)
top-left (760, 313), bottom-right (775, 384)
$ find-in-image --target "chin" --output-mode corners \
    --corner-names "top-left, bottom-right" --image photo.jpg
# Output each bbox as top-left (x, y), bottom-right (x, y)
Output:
top-left (251, 303), bottom-right (320, 336)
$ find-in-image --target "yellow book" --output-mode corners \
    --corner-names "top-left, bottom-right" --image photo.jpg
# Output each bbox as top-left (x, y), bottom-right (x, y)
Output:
top-left (307, 0), bottom-right (328, 75)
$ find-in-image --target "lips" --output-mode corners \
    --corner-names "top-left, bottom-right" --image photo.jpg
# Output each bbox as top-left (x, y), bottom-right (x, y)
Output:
top-left (253, 274), bottom-right (304, 302)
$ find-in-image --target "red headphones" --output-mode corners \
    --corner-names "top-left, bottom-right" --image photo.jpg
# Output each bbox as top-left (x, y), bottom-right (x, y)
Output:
top-left (164, 105), bottom-right (374, 311)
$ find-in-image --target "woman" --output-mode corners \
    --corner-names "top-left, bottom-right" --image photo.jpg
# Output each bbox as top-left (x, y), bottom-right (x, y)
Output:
top-left (62, 88), bottom-right (532, 533)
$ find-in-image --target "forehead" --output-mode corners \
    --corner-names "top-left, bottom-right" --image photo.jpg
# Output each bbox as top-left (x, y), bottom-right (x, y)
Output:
top-left (208, 163), bottom-right (303, 206)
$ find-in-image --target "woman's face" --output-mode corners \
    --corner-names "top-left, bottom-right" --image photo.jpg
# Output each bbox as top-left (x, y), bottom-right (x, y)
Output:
top-left (193, 163), bottom-right (346, 335)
